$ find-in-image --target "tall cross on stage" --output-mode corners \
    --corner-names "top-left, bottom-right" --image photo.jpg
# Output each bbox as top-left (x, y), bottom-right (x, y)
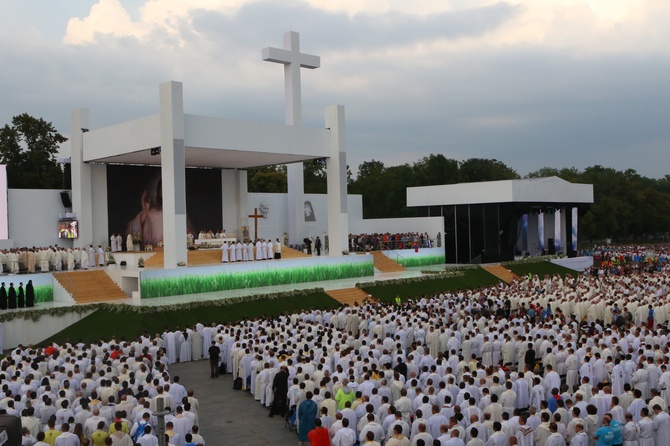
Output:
top-left (263, 31), bottom-right (320, 246)
top-left (248, 208), bottom-right (264, 240)
top-left (262, 31), bottom-right (320, 126)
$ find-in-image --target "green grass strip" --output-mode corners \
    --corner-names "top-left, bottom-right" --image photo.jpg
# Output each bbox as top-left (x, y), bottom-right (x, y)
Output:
top-left (35, 285), bottom-right (53, 303)
top-left (141, 263), bottom-right (374, 298)
top-left (505, 261), bottom-right (576, 279)
top-left (396, 255), bottom-right (446, 268)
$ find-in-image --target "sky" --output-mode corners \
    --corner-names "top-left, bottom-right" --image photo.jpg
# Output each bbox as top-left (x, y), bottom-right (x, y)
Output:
top-left (1, 0), bottom-right (669, 179)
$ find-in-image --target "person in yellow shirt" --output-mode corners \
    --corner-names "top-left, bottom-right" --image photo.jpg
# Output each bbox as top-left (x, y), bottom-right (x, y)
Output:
top-left (91, 421), bottom-right (109, 446)
top-left (44, 419), bottom-right (61, 446)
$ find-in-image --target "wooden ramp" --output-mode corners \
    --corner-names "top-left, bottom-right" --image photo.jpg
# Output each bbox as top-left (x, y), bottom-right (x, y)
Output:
top-left (54, 270), bottom-right (127, 304)
top-left (280, 246), bottom-right (310, 259)
top-left (482, 264), bottom-right (517, 283)
top-left (326, 288), bottom-right (373, 306)
top-left (371, 251), bottom-right (406, 273)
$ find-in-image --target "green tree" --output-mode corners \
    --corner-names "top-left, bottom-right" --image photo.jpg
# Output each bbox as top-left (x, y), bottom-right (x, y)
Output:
top-left (458, 158), bottom-right (519, 182)
top-left (0, 114), bottom-right (68, 188)
top-left (413, 154), bottom-right (459, 186)
top-left (304, 160), bottom-right (327, 194)
top-left (247, 165), bottom-right (287, 193)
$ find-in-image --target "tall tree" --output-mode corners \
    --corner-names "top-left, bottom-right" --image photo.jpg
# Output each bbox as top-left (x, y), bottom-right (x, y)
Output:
top-left (247, 165), bottom-right (287, 193)
top-left (0, 114), bottom-right (67, 188)
top-left (458, 158), bottom-right (519, 183)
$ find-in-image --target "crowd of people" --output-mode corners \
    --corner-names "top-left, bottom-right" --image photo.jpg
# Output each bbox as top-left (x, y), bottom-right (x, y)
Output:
top-left (0, 246), bottom-right (109, 274)
top-left (349, 233), bottom-right (434, 252)
top-left (189, 245), bottom-right (670, 446)
top-left (3, 336), bottom-right (206, 446)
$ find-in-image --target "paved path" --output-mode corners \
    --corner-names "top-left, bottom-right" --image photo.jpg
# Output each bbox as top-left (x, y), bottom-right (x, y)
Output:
top-left (170, 360), bottom-right (298, 446)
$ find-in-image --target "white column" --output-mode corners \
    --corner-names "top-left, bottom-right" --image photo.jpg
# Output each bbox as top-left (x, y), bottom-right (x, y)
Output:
top-left (70, 108), bottom-right (91, 249)
top-left (325, 105), bottom-right (348, 257)
top-left (159, 81), bottom-right (187, 269)
top-left (236, 170), bottom-right (248, 238)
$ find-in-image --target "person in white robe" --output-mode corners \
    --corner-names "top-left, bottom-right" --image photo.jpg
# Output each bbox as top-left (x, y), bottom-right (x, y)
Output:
top-left (246, 242), bottom-right (254, 262)
top-left (178, 331), bottom-right (191, 363)
top-left (241, 242), bottom-right (248, 262)
top-left (255, 240), bottom-right (262, 261)
top-left (652, 405), bottom-right (670, 446)
top-left (97, 245), bottom-right (105, 266)
top-left (220, 243), bottom-right (228, 263)
top-left (544, 424), bottom-right (566, 446)
top-left (116, 234), bottom-right (123, 252)
top-left (190, 326), bottom-right (202, 362)
top-left (622, 413), bottom-right (639, 446)
top-left (85, 245), bottom-right (94, 267)
top-left (261, 240), bottom-right (268, 260)
top-left (228, 242), bottom-right (236, 262)
top-left (110, 234), bottom-right (117, 252)
top-left (235, 242), bottom-right (243, 262)
top-left (267, 241), bottom-right (274, 260)
top-left (638, 410), bottom-right (654, 446)
top-left (127, 234), bottom-right (134, 252)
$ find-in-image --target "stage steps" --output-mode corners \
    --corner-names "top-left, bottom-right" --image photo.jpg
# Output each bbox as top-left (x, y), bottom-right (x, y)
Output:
top-left (326, 288), bottom-right (373, 306)
top-left (482, 264), bottom-right (517, 283)
top-left (371, 251), bottom-right (406, 273)
top-left (54, 270), bottom-right (128, 303)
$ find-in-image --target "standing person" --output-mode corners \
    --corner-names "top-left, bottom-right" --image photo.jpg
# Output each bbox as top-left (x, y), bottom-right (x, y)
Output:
top-left (126, 234), bottom-right (134, 252)
top-left (25, 280), bottom-right (35, 307)
top-left (298, 391), bottom-right (318, 446)
top-left (269, 366), bottom-right (289, 418)
top-left (208, 341), bottom-right (220, 378)
top-left (8, 283), bottom-right (17, 309)
top-left (110, 234), bottom-right (117, 252)
top-left (97, 245), bottom-right (105, 267)
top-left (315, 236), bottom-right (322, 256)
top-left (54, 423), bottom-right (79, 446)
top-left (0, 282), bottom-right (6, 310)
top-left (87, 245), bottom-right (95, 267)
top-left (308, 418), bottom-right (330, 446)
top-left (17, 282), bottom-right (25, 308)
top-left (274, 239), bottom-right (282, 259)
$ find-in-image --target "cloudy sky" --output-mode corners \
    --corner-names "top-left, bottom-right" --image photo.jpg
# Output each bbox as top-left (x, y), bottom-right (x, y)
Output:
top-left (1, 0), bottom-right (669, 178)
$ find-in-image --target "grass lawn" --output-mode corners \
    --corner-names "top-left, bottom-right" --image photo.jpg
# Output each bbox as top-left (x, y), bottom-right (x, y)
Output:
top-left (47, 291), bottom-right (339, 344)
top-left (360, 267), bottom-right (502, 304)
top-left (505, 261), bottom-right (577, 279)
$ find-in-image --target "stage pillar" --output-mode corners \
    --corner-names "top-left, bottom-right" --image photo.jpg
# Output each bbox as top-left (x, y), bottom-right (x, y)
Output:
top-left (325, 105), bottom-right (348, 257)
top-left (236, 170), bottom-right (248, 239)
top-left (70, 108), bottom-right (92, 249)
top-left (159, 81), bottom-right (188, 269)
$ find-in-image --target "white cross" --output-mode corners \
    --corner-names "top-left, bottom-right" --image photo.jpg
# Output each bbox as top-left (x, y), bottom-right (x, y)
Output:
top-left (262, 31), bottom-right (320, 126)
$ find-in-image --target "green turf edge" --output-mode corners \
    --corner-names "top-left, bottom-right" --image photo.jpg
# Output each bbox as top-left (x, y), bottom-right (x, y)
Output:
top-left (505, 261), bottom-right (577, 279)
top-left (360, 267), bottom-right (501, 304)
top-left (45, 291), bottom-right (340, 345)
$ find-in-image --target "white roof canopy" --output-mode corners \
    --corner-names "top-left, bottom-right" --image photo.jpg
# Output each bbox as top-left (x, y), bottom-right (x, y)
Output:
top-left (407, 177), bottom-right (594, 207)
top-left (82, 113), bottom-right (331, 169)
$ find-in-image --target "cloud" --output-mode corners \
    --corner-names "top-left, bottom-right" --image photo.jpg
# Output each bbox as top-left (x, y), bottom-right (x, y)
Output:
top-left (0, 0), bottom-right (668, 181)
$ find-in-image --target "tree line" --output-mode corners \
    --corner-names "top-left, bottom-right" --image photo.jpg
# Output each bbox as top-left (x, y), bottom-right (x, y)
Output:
top-left (2, 114), bottom-right (668, 243)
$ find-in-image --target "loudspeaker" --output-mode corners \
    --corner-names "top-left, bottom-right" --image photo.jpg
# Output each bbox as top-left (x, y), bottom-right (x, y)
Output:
top-left (548, 238), bottom-right (555, 255)
top-left (60, 191), bottom-right (72, 208)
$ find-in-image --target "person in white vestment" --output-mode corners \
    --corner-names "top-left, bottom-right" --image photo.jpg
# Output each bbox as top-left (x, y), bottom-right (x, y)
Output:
top-left (127, 233), bottom-right (134, 252)
top-left (652, 405), bottom-right (670, 446)
top-left (87, 245), bottom-right (95, 267)
top-left (220, 243), bottom-right (228, 263)
top-left (116, 234), bottom-right (123, 252)
top-left (544, 423), bottom-right (566, 446)
top-left (179, 331), bottom-right (192, 363)
top-left (571, 424), bottom-right (589, 446)
top-left (54, 424), bottom-right (80, 446)
top-left (485, 422), bottom-right (507, 446)
top-left (623, 413), bottom-right (639, 446)
top-left (110, 234), bottom-right (117, 252)
top-left (97, 245), bottom-right (105, 266)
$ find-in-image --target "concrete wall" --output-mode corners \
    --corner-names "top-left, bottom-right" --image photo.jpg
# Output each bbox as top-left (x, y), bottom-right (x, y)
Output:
top-left (8, 189), bottom-right (73, 248)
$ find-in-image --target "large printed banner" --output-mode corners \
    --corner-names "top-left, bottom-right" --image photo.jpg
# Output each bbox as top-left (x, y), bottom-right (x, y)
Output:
top-left (106, 166), bottom-right (222, 245)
